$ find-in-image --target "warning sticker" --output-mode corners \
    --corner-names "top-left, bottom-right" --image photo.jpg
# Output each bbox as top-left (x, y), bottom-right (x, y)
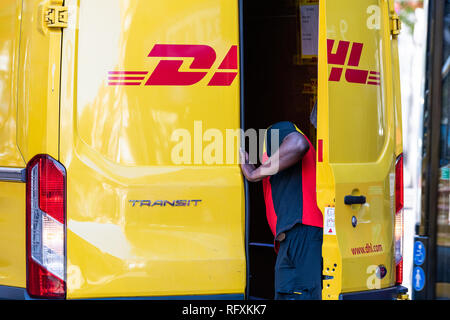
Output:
top-left (324, 207), bottom-right (336, 235)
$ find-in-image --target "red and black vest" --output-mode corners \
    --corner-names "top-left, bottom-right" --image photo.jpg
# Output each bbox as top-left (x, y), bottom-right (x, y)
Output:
top-left (262, 121), bottom-right (323, 240)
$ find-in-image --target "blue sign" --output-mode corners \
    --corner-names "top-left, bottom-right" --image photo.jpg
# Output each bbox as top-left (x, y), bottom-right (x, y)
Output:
top-left (414, 241), bottom-right (426, 266)
top-left (413, 267), bottom-right (425, 292)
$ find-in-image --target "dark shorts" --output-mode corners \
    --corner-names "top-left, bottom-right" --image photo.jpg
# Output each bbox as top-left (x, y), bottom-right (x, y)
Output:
top-left (274, 223), bottom-right (323, 300)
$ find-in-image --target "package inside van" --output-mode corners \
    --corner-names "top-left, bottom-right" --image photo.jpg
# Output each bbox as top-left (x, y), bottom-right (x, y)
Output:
top-left (242, 0), bottom-right (318, 299)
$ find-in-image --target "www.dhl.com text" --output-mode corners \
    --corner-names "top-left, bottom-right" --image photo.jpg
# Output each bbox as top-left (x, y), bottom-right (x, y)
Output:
top-left (351, 243), bottom-right (383, 255)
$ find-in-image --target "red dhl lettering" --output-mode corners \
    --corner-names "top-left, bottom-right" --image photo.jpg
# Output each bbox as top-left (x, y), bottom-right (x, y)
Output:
top-left (327, 39), bottom-right (380, 86)
top-left (108, 44), bottom-right (238, 87)
top-left (108, 41), bottom-right (379, 87)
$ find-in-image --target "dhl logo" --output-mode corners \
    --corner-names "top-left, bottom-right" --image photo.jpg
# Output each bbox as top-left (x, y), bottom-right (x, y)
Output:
top-left (108, 41), bottom-right (379, 87)
top-left (108, 44), bottom-right (238, 87)
top-left (327, 39), bottom-right (380, 86)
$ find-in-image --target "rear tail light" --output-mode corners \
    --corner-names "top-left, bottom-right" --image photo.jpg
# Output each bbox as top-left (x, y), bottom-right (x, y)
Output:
top-left (394, 154), bottom-right (404, 285)
top-left (26, 155), bottom-right (66, 299)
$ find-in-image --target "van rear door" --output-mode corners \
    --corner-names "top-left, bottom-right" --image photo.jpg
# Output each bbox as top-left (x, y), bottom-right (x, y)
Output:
top-left (317, 0), bottom-right (399, 298)
top-left (59, 0), bottom-right (245, 299)
top-left (0, 0), bottom-right (26, 291)
top-left (0, 0), bottom-right (64, 294)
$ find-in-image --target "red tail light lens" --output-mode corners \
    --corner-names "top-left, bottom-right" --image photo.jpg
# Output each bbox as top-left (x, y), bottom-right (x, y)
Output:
top-left (26, 155), bottom-right (66, 299)
top-left (395, 154), bottom-right (404, 214)
top-left (27, 261), bottom-right (66, 298)
top-left (39, 159), bottom-right (65, 223)
top-left (395, 154), bottom-right (404, 285)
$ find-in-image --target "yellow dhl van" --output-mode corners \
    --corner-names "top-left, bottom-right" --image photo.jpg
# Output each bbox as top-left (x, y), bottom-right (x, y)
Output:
top-left (0, 0), bottom-right (408, 299)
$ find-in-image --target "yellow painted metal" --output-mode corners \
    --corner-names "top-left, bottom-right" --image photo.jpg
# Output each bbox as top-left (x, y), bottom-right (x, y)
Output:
top-left (318, 0), bottom-right (400, 298)
top-left (317, 0), bottom-right (341, 300)
top-left (0, 0), bottom-right (65, 290)
top-left (387, 0), bottom-right (403, 157)
top-left (0, 1), bottom-right (25, 167)
top-left (0, 182), bottom-right (26, 288)
top-left (16, 0), bottom-right (62, 163)
top-left (60, 0), bottom-right (245, 299)
top-left (0, 0), bottom-right (25, 289)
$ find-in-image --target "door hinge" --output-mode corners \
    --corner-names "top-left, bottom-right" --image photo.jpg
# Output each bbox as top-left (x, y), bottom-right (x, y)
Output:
top-left (44, 5), bottom-right (68, 28)
top-left (390, 13), bottom-right (401, 37)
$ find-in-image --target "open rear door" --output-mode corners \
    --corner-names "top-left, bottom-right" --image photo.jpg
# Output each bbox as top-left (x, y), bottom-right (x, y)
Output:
top-left (59, 0), bottom-right (245, 299)
top-left (317, 0), bottom-right (398, 299)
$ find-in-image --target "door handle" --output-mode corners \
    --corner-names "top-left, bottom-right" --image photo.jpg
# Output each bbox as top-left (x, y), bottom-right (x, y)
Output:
top-left (344, 195), bottom-right (366, 205)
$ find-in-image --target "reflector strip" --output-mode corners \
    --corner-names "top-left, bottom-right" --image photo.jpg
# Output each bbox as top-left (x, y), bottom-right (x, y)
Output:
top-left (318, 139), bottom-right (323, 162)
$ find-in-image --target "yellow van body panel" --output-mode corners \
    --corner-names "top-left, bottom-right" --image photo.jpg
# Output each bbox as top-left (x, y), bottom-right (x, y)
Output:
top-left (388, 0), bottom-right (404, 157)
top-left (317, 0), bottom-right (341, 300)
top-left (318, 0), bottom-right (400, 298)
top-left (16, 0), bottom-right (63, 162)
top-left (0, 182), bottom-right (26, 288)
top-left (60, 0), bottom-right (245, 299)
top-left (0, 0), bottom-right (26, 289)
top-left (0, 1), bottom-right (25, 167)
top-left (0, 0), bottom-right (66, 289)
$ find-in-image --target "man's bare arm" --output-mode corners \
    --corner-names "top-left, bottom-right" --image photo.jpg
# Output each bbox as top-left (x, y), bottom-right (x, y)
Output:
top-left (240, 132), bottom-right (310, 182)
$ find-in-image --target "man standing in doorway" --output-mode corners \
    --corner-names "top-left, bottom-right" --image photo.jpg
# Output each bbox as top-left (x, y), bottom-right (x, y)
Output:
top-left (240, 121), bottom-right (323, 300)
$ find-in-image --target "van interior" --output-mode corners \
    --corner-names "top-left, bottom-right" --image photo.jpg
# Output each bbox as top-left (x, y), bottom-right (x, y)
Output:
top-left (242, 0), bottom-right (319, 299)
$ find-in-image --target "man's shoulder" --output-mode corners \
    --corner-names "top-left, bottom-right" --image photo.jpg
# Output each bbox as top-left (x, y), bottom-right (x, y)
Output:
top-left (267, 121), bottom-right (306, 143)
top-left (268, 121), bottom-right (296, 132)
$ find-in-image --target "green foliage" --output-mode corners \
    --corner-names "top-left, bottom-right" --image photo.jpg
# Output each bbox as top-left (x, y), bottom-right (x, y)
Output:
top-left (396, 0), bottom-right (424, 34)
